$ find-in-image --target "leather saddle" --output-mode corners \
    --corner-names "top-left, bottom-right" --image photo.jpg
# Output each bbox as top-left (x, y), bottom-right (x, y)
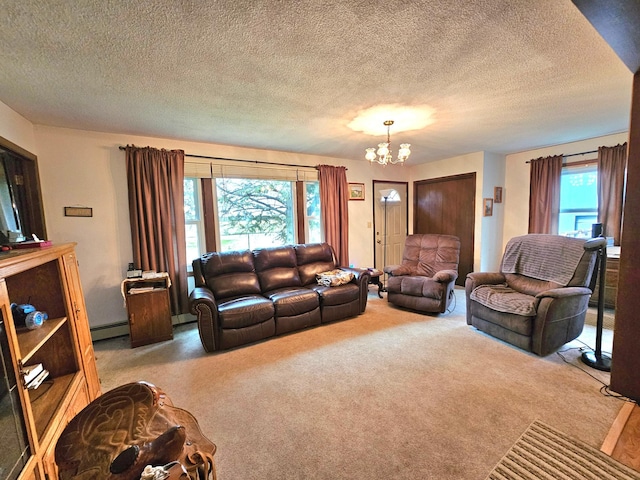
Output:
top-left (55, 381), bottom-right (216, 480)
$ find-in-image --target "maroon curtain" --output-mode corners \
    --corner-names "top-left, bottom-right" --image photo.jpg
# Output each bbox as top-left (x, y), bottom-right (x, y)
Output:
top-left (528, 155), bottom-right (563, 234)
top-left (317, 165), bottom-right (349, 266)
top-left (598, 143), bottom-right (627, 245)
top-left (126, 146), bottom-right (188, 314)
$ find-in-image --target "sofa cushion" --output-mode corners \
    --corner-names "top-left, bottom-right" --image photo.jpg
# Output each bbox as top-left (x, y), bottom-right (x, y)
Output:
top-left (199, 250), bottom-right (262, 298)
top-left (264, 288), bottom-right (319, 317)
top-left (295, 243), bottom-right (337, 285)
top-left (295, 243), bottom-right (334, 266)
top-left (470, 284), bottom-right (538, 316)
top-left (218, 295), bottom-right (275, 329)
top-left (210, 273), bottom-right (262, 300)
top-left (311, 283), bottom-right (359, 306)
top-left (399, 234), bottom-right (460, 278)
top-left (254, 246), bottom-right (302, 291)
top-left (254, 246), bottom-right (298, 270)
top-left (387, 276), bottom-right (443, 299)
top-left (258, 267), bottom-right (302, 292)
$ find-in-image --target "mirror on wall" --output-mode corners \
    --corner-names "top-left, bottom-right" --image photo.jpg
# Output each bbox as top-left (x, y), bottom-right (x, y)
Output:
top-left (0, 138), bottom-right (46, 244)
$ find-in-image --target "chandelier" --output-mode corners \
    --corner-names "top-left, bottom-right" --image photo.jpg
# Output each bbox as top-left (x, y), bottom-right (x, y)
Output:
top-left (365, 120), bottom-right (411, 165)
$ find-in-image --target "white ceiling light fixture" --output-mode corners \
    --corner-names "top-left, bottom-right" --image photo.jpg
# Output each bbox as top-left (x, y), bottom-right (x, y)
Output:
top-left (365, 120), bottom-right (411, 166)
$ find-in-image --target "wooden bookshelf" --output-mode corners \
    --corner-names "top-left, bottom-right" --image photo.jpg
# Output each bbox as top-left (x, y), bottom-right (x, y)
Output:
top-left (0, 243), bottom-right (101, 479)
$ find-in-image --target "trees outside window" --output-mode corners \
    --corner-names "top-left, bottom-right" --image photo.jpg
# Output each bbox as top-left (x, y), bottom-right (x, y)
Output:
top-left (305, 181), bottom-right (321, 243)
top-left (184, 177), bottom-right (204, 268)
top-left (216, 178), bottom-right (295, 251)
top-left (184, 177), bottom-right (321, 260)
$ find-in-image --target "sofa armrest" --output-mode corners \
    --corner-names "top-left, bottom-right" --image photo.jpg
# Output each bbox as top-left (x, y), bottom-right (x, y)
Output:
top-left (189, 286), bottom-right (219, 353)
top-left (189, 286), bottom-right (217, 311)
top-left (465, 272), bottom-right (505, 325)
top-left (385, 264), bottom-right (414, 276)
top-left (340, 266), bottom-right (368, 282)
top-left (535, 286), bottom-right (592, 300)
top-left (433, 269), bottom-right (458, 283)
top-left (466, 272), bottom-right (505, 288)
top-left (384, 264), bottom-right (399, 274)
top-left (339, 267), bottom-right (371, 313)
top-left (531, 286), bottom-right (593, 355)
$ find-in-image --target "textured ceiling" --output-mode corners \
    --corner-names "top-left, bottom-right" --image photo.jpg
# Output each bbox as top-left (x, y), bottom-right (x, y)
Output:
top-left (0, 0), bottom-right (633, 163)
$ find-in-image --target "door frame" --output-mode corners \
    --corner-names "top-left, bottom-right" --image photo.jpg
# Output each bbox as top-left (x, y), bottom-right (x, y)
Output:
top-left (372, 180), bottom-right (409, 270)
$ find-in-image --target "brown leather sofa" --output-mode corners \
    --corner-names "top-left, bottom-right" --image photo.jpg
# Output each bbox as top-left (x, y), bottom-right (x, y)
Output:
top-left (465, 234), bottom-right (601, 356)
top-left (190, 243), bottom-right (370, 352)
top-left (384, 234), bottom-right (461, 314)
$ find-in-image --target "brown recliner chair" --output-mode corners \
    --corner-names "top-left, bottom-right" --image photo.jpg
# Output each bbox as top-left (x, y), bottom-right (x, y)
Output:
top-left (465, 234), bottom-right (602, 356)
top-left (384, 234), bottom-right (461, 313)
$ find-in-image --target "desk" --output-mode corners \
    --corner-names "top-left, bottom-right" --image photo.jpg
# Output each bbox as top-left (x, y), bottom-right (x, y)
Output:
top-left (368, 268), bottom-right (384, 298)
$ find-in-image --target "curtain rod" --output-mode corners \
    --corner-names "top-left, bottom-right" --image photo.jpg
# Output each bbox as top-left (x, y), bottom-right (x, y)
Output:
top-left (118, 145), bottom-right (324, 170)
top-left (525, 149), bottom-right (598, 164)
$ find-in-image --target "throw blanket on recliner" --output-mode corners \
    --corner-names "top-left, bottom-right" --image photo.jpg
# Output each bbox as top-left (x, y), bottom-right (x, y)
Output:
top-left (500, 234), bottom-right (585, 286)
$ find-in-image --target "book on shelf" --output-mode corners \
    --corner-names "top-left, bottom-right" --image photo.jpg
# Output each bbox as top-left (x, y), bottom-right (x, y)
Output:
top-left (23, 363), bottom-right (44, 384)
top-left (27, 368), bottom-right (50, 389)
top-left (23, 363), bottom-right (50, 389)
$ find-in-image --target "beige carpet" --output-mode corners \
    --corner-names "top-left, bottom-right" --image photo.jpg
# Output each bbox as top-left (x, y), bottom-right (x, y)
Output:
top-left (95, 288), bottom-right (625, 479)
top-left (486, 420), bottom-right (640, 479)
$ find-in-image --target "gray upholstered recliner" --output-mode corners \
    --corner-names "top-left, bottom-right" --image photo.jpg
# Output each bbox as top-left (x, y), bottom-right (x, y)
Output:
top-left (384, 234), bottom-right (461, 314)
top-left (465, 234), bottom-right (601, 356)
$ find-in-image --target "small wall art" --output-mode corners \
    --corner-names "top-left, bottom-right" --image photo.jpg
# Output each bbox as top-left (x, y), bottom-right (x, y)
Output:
top-left (483, 198), bottom-right (493, 217)
top-left (64, 206), bottom-right (93, 217)
top-left (348, 183), bottom-right (365, 201)
top-left (494, 186), bottom-right (503, 203)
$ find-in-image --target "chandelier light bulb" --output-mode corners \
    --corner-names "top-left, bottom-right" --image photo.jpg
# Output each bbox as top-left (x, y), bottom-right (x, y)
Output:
top-left (398, 143), bottom-right (411, 162)
top-left (376, 143), bottom-right (389, 157)
top-left (365, 148), bottom-right (377, 162)
top-left (364, 120), bottom-right (410, 166)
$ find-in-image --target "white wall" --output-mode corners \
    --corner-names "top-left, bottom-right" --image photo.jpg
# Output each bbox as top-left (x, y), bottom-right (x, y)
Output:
top-left (30, 124), bottom-right (407, 332)
top-left (0, 99), bottom-right (630, 335)
top-left (480, 152), bottom-right (506, 271)
top-left (503, 132), bottom-right (629, 248)
top-left (0, 101), bottom-right (37, 155)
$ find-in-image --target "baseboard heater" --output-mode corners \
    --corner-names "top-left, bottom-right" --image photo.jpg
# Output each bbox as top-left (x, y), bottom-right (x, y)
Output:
top-left (90, 314), bottom-right (196, 342)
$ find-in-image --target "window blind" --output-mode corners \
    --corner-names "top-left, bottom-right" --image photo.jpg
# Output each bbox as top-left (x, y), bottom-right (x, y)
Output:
top-left (184, 161), bottom-right (318, 181)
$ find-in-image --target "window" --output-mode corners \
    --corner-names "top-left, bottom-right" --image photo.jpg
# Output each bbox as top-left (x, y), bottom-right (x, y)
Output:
top-left (184, 176), bottom-right (322, 260)
top-left (305, 181), bottom-right (322, 243)
top-left (558, 162), bottom-right (598, 238)
top-left (216, 178), bottom-right (296, 251)
top-left (184, 178), bottom-right (205, 268)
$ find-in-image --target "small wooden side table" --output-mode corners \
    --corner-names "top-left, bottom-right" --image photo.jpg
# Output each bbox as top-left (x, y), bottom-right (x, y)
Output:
top-left (367, 268), bottom-right (384, 298)
top-left (122, 273), bottom-right (173, 348)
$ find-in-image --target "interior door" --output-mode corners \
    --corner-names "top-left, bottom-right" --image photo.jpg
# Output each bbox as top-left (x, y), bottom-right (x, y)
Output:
top-left (373, 181), bottom-right (408, 274)
top-left (414, 173), bottom-right (475, 286)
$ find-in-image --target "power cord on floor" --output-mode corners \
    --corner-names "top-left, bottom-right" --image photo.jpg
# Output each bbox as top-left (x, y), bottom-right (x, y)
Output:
top-left (555, 346), bottom-right (636, 403)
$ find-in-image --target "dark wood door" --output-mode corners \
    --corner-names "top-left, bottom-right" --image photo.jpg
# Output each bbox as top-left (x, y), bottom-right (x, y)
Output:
top-left (414, 173), bottom-right (476, 286)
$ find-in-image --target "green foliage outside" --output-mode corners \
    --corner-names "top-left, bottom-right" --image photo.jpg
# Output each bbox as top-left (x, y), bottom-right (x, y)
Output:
top-left (217, 178), bottom-right (295, 245)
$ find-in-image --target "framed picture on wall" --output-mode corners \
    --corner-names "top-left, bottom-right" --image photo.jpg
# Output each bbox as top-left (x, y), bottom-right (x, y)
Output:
top-left (483, 198), bottom-right (493, 217)
top-left (494, 186), bottom-right (503, 203)
top-left (348, 183), bottom-right (365, 201)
